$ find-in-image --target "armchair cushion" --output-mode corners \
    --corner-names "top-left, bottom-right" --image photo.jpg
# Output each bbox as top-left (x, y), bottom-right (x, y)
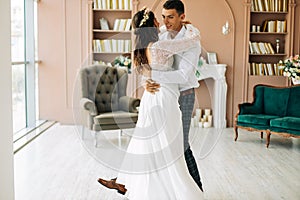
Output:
top-left (94, 111), bottom-right (138, 125)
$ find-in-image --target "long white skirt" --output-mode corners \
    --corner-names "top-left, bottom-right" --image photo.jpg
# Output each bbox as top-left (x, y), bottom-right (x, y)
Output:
top-left (117, 84), bottom-right (203, 200)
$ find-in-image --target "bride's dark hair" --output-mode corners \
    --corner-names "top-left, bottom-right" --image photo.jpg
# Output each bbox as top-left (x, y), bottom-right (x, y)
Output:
top-left (132, 8), bottom-right (159, 73)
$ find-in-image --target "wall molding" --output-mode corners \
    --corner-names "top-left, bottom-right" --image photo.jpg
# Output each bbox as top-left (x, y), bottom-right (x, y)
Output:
top-left (223, 0), bottom-right (236, 125)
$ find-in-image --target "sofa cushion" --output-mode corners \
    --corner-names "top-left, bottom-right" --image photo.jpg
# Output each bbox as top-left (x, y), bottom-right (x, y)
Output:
top-left (237, 114), bottom-right (279, 126)
top-left (286, 86), bottom-right (300, 117)
top-left (236, 122), bottom-right (269, 131)
top-left (263, 87), bottom-right (290, 117)
top-left (270, 117), bottom-right (300, 131)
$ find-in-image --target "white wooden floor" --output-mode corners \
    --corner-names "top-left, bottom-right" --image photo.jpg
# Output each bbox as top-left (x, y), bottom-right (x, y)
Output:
top-left (14, 124), bottom-right (300, 200)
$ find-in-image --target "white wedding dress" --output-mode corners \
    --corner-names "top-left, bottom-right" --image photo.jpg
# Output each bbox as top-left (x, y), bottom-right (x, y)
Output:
top-left (116, 25), bottom-right (203, 200)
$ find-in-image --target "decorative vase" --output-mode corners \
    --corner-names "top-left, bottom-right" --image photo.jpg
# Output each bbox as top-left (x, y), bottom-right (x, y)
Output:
top-left (292, 78), bottom-right (300, 85)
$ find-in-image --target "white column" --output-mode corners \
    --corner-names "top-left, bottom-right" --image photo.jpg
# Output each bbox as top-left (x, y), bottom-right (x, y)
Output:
top-left (197, 64), bottom-right (227, 128)
top-left (0, 0), bottom-right (15, 199)
top-left (213, 68), bottom-right (227, 128)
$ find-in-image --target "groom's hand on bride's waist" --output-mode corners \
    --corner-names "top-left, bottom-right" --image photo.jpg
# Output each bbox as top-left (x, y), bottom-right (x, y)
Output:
top-left (145, 79), bottom-right (160, 94)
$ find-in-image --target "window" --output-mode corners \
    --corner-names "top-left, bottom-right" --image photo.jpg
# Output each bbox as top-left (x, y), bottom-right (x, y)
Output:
top-left (11, 0), bottom-right (39, 133)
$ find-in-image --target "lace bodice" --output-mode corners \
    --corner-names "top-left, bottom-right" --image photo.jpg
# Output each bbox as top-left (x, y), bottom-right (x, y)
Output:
top-left (149, 24), bottom-right (200, 71)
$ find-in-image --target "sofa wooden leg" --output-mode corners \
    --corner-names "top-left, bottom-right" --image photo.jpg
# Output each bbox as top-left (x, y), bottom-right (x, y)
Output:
top-left (234, 125), bottom-right (238, 141)
top-left (261, 132), bottom-right (263, 139)
top-left (266, 130), bottom-right (271, 148)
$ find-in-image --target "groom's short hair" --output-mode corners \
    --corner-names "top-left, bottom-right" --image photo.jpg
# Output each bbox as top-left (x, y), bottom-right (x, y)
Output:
top-left (163, 0), bottom-right (185, 16)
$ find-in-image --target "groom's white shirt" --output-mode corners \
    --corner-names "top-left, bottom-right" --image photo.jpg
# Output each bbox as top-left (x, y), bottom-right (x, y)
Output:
top-left (151, 24), bottom-right (201, 91)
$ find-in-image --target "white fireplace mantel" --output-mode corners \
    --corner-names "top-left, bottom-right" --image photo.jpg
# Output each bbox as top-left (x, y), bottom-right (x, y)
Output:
top-left (197, 64), bottom-right (227, 128)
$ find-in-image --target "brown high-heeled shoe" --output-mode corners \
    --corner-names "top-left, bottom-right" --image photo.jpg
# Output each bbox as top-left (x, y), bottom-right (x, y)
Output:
top-left (97, 178), bottom-right (127, 195)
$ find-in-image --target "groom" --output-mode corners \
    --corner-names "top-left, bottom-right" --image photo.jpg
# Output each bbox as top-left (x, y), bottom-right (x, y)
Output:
top-left (98, 0), bottom-right (203, 194)
top-left (143, 0), bottom-right (203, 192)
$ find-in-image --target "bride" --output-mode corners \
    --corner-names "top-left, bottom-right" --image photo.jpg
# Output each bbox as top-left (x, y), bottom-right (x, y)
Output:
top-left (99, 8), bottom-right (203, 200)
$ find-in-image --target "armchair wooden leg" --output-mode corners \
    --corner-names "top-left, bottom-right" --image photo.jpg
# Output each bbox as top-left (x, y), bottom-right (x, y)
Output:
top-left (234, 125), bottom-right (238, 141)
top-left (266, 130), bottom-right (271, 148)
top-left (261, 132), bottom-right (263, 139)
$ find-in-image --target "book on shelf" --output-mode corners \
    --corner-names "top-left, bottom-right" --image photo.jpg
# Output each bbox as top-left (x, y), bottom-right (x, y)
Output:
top-left (275, 0), bottom-right (279, 11)
top-left (99, 18), bottom-right (109, 30)
top-left (112, 0), bottom-right (118, 9)
top-left (258, 0), bottom-right (265, 11)
top-left (101, 0), bottom-right (106, 9)
top-left (94, 0), bottom-right (132, 10)
top-left (282, 0), bottom-right (287, 12)
top-left (113, 19), bottom-right (131, 31)
top-left (262, 20), bottom-right (268, 32)
top-left (118, 0), bottom-right (123, 9)
top-left (93, 39), bottom-right (131, 53)
top-left (124, 0), bottom-right (132, 10)
top-left (258, 20), bottom-right (286, 33)
top-left (249, 41), bottom-right (254, 54)
top-left (267, 63), bottom-right (274, 75)
top-left (251, 42), bottom-right (262, 54)
top-left (118, 19), bottom-right (126, 31)
top-left (267, 43), bottom-right (275, 54)
top-left (94, 0), bottom-right (100, 9)
top-left (268, 20), bottom-right (276, 32)
top-left (107, 0), bottom-right (111, 9)
top-left (249, 62), bottom-right (280, 76)
top-left (252, 0), bottom-right (259, 11)
top-left (251, 0), bottom-right (288, 12)
top-left (265, 0), bottom-right (270, 11)
top-left (111, 39), bottom-right (117, 52)
top-left (258, 42), bottom-right (267, 54)
top-left (249, 41), bottom-right (275, 55)
top-left (124, 19), bottom-right (132, 31)
top-left (113, 19), bottom-right (120, 30)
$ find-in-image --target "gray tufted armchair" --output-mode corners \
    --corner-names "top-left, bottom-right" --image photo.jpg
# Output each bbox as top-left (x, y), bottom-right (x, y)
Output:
top-left (80, 64), bottom-right (140, 147)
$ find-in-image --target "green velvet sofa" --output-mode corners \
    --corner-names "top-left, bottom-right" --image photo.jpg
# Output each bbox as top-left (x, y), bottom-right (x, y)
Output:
top-left (234, 84), bottom-right (300, 147)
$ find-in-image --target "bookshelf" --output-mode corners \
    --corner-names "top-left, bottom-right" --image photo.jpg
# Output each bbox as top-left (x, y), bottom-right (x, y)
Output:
top-left (92, 0), bottom-right (132, 64)
top-left (90, 0), bottom-right (140, 98)
top-left (244, 0), bottom-right (296, 101)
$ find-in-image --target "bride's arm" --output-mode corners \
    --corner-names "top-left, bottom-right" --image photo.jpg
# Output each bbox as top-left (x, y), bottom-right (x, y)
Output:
top-left (152, 25), bottom-right (200, 58)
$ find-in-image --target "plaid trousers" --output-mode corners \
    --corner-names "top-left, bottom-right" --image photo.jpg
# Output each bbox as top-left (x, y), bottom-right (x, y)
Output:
top-left (179, 90), bottom-right (203, 189)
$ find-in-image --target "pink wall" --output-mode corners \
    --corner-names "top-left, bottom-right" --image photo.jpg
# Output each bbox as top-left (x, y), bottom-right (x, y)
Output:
top-left (38, 0), bottom-right (300, 126)
top-left (38, 0), bottom-right (89, 123)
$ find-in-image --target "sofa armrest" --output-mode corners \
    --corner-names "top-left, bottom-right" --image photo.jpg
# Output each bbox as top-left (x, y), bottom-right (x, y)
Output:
top-left (238, 102), bottom-right (261, 115)
top-left (119, 96), bottom-right (140, 113)
top-left (80, 98), bottom-right (98, 116)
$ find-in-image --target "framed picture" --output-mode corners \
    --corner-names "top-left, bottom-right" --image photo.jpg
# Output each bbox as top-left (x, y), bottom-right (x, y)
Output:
top-left (207, 52), bottom-right (218, 64)
top-left (100, 18), bottom-right (109, 30)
